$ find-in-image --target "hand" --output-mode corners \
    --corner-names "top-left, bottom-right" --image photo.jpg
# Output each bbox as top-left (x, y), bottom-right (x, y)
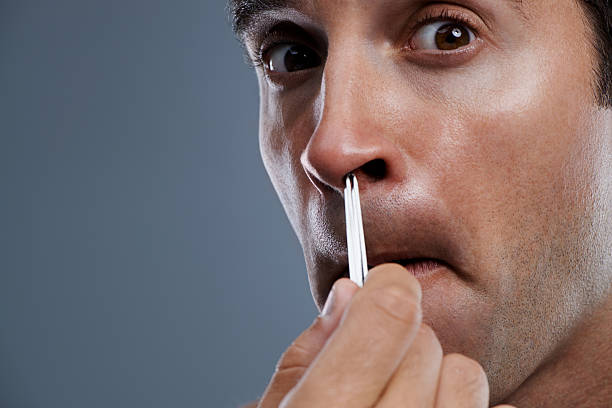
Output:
top-left (255, 263), bottom-right (516, 407)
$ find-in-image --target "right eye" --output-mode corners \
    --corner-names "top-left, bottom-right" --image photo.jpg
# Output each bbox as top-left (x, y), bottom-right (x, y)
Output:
top-left (264, 43), bottom-right (322, 73)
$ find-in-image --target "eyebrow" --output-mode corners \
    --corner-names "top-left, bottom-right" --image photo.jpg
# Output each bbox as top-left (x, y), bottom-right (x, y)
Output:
top-left (230, 0), bottom-right (296, 39)
top-left (229, 0), bottom-right (526, 40)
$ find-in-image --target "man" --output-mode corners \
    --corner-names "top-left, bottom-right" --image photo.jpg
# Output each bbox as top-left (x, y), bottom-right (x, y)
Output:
top-left (230, 0), bottom-right (611, 406)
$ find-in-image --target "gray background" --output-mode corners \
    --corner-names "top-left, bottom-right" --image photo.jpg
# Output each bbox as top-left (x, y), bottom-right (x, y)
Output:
top-left (1, 1), bottom-right (317, 407)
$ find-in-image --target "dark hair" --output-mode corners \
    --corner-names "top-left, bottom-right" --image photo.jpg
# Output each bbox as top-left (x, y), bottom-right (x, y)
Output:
top-left (579, 0), bottom-right (611, 107)
top-left (229, 0), bottom-right (611, 107)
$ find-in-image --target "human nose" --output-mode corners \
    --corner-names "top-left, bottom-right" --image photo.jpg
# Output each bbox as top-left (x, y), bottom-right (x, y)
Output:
top-left (300, 49), bottom-right (407, 194)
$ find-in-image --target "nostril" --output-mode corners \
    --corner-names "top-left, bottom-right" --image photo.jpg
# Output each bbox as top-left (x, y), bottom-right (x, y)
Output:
top-left (361, 159), bottom-right (387, 181)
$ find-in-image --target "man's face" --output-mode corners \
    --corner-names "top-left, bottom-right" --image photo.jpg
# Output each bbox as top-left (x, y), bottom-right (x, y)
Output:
top-left (243, 0), bottom-right (611, 403)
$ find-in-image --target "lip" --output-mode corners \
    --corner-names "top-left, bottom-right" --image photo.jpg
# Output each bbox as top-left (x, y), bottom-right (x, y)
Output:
top-left (339, 256), bottom-right (451, 281)
top-left (381, 258), bottom-right (448, 278)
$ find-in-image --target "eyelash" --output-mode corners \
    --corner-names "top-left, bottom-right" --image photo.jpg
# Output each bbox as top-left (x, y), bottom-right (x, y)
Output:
top-left (249, 30), bottom-right (301, 69)
top-left (416, 8), bottom-right (476, 35)
top-left (249, 8), bottom-right (478, 69)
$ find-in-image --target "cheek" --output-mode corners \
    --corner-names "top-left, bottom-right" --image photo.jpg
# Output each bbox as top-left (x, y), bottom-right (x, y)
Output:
top-left (258, 80), bottom-right (319, 236)
top-left (259, 103), bottom-right (298, 226)
top-left (421, 15), bottom-right (597, 283)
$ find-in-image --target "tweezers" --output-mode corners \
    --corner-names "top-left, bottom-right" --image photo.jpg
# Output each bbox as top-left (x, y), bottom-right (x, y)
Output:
top-left (344, 173), bottom-right (369, 287)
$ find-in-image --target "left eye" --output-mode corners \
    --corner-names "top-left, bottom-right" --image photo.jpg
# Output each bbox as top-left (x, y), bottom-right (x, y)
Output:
top-left (411, 21), bottom-right (475, 51)
top-left (264, 43), bottom-right (322, 73)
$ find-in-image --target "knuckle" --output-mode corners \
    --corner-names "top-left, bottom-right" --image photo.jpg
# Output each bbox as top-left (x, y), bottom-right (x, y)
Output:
top-left (443, 353), bottom-right (488, 391)
top-left (275, 315), bottom-right (327, 372)
top-left (367, 285), bottom-right (422, 328)
top-left (276, 341), bottom-right (312, 371)
top-left (271, 365), bottom-right (307, 391)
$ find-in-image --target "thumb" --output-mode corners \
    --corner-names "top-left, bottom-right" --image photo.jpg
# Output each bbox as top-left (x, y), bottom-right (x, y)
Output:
top-left (257, 278), bottom-right (358, 408)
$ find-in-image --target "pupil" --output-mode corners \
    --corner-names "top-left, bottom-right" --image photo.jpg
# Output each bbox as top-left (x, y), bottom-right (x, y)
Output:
top-left (435, 24), bottom-right (470, 50)
top-left (284, 45), bottom-right (320, 72)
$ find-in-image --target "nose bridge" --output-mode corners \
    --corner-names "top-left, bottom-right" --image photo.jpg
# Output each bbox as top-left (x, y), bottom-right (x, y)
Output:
top-left (319, 38), bottom-right (374, 125)
top-left (302, 39), bottom-right (404, 193)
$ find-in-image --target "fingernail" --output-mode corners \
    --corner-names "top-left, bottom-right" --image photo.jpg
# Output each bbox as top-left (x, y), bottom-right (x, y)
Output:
top-left (320, 284), bottom-right (337, 317)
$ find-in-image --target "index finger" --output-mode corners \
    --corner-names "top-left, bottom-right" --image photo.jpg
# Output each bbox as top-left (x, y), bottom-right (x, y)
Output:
top-left (282, 263), bottom-right (422, 407)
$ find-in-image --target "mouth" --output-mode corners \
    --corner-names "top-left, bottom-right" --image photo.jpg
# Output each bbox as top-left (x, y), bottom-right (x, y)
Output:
top-left (313, 191), bottom-right (467, 309)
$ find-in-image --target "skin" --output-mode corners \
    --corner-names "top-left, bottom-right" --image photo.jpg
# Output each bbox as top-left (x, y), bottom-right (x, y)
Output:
top-left (239, 0), bottom-right (612, 406)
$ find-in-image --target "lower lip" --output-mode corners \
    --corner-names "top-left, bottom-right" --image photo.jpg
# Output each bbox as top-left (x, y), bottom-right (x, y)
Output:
top-left (342, 259), bottom-right (448, 283)
top-left (384, 259), bottom-right (447, 279)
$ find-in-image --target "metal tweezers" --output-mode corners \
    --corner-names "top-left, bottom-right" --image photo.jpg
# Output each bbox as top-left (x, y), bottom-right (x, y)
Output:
top-left (344, 173), bottom-right (369, 287)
